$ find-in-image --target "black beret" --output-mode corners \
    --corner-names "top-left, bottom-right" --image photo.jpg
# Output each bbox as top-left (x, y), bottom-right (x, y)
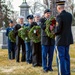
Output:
top-left (9, 20), bottom-right (13, 23)
top-left (27, 15), bottom-right (34, 19)
top-left (44, 9), bottom-right (51, 14)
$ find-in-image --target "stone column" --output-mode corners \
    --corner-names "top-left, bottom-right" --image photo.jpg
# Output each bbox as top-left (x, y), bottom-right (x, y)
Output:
top-left (0, 30), bottom-right (8, 49)
top-left (19, 1), bottom-right (30, 23)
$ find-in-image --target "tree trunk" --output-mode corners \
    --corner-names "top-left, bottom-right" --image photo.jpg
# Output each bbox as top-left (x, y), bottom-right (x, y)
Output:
top-left (0, 0), bottom-right (3, 28)
top-left (50, 0), bottom-right (60, 16)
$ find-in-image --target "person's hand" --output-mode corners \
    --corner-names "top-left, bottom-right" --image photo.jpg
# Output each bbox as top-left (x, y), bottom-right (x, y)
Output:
top-left (18, 28), bottom-right (23, 31)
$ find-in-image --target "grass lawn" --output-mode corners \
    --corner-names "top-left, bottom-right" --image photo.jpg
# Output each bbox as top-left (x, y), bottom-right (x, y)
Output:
top-left (0, 44), bottom-right (75, 75)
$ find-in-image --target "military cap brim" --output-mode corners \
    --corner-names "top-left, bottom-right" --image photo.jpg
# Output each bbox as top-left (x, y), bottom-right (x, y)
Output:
top-left (9, 20), bottom-right (13, 23)
top-left (27, 15), bottom-right (34, 19)
top-left (56, 1), bottom-right (65, 5)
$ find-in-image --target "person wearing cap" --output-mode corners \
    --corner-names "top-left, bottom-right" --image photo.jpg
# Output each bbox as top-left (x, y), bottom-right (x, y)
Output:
top-left (26, 15), bottom-right (34, 26)
top-left (24, 15), bottom-right (34, 64)
top-left (34, 13), bottom-right (41, 25)
top-left (6, 20), bottom-right (16, 60)
top-left (31, 13), bottom-right (42, 67)
top-left (14, 16), bottom-right (26, 62)
top-left (40, 9), bottom-right (55, 72)
top-left (54, 1), bottom-right (73, 75)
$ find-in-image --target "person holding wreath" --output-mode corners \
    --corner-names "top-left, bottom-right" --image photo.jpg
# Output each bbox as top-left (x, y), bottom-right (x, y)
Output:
top-left (6, 20), bottom-right (16, 60)
top-left (25, 15), bottom-right (34, 64)
top-left (29, 21), bottom-right (42, 67)
top-left (14, 16), bottom-right (26, 62)
top-left (40, 9), bottom-right (55, 72)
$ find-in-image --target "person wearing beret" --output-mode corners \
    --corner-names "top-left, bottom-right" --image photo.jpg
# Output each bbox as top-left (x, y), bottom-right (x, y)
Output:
top-left (14, 16), bottom-right (26, 62)
top-left (40, 9), bottom-right (55, 72)
top-left (6, 20), bottom-right (16, 60)
top-left (54, 1), bottom-right (73, 75)
top-left (24, 15), bottom-right (34, 64)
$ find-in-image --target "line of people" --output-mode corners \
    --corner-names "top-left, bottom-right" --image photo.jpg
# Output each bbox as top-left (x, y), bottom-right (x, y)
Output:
top-left (6, 1), bottom-right (73, 75)
top-left (6, 10), bottom-right (54, 72)
top-left (6, 13), bottom-right (42, 66)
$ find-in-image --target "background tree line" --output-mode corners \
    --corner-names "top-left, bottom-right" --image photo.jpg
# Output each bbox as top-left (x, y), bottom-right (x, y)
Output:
top-left (0, 0), bottom-right (75, 28)
top-left (0, 0), bottom-right (14, 28)
top-left (30, 0), bottom-right (75, 26)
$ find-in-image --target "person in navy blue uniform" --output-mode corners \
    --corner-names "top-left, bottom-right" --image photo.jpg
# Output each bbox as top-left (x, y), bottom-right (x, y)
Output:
top-left (40, 9), bottom-right (55, 72)
top-left (25, 15), bottom-right (34, 64)
top-left (14, 16), bottom-right (26, 62)
top-left (54, 1), bottom-right (73, 75)
top-left (6, 20), bottom-right (16, 60)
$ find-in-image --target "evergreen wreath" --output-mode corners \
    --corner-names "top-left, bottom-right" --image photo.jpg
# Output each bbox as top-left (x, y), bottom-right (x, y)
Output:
top-left (28, 26), bottom-right (41, 43)
top-left (21, 27), bottom-right (30, 42)
top-left (18, 29), bottom-right (22, 38)
top-left (8, 30), bottom-right (16, 43)
top-left (45, 16), bottom-right (56, 38)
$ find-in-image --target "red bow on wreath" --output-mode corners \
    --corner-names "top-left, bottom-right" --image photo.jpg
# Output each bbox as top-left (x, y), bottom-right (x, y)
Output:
top-left (50, 19), bottom-right (56, 31)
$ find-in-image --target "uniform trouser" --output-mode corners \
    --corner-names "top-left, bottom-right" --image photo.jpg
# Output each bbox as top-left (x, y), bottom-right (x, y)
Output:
top-left (42, 45), bottom-right (54, 71)
top-left (8, 42), bottom-right (15, 59)
top-left (32, 42), bottom-right (42, 66)
top-left (16, 43), bottom-right (26, 62)
top-left (56, 46), bottom-right (70, 75)
top-left (25, 42), bottom-right (32, 63)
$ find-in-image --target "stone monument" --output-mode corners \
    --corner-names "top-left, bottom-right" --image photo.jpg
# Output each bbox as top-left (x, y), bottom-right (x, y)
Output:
top-left (19, 0), bottom-right (30, 23)
top-left (0, 21), bottom-right (8, 49)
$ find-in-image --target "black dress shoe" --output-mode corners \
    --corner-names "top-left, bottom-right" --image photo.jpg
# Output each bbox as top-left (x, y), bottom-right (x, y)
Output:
top-left (48, 69), bottom-right (53, 71)
top-left (32, 63), bottom-right (38, 67)
top-left (38, 63), bottom-right (42, 66)
top-left (43, 70), bottom-right (48, 73)
top-left (16, 61), bottom-right (20, 63)
top-left (21, 59), bottom-right (26, 62)
top-left (27, 62), bottom-right (31, 64)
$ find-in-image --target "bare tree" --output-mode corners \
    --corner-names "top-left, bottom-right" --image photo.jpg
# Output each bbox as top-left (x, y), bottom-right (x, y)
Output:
top-left (0, 0), bottom-right (14, 28)
top-left (43, 0), bottom-right (48, 6)
top-left (0, 0), bottom-right (5, 27)
top-left (65, 0), bottom-right (75, 15)
top-left (30, 2), bottom-right (47, 14)
top-left (43, 0), bottom-right (49, 8)
top-left (43, 0), bottom-right (60, 16)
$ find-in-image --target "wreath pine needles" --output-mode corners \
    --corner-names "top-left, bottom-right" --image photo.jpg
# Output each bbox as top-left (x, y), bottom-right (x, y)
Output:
top-left (18, 29), bottom-right (22, 38)
top-left (28, 26), bottom-right (41, 43)
top-left (45, 16), bottom-right (56, 38)
top-left (8, 30), bottom-right (16, 42)
top-left (21, 27), bottom-right (30, 42)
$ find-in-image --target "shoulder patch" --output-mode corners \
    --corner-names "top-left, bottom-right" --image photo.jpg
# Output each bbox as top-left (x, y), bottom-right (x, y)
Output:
top-left (56, 22), bottom-right (58, 26)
